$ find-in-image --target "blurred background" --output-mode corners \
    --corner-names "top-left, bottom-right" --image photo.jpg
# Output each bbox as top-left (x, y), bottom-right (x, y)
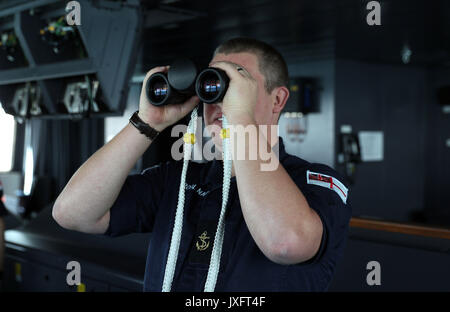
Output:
top-left (0, 0), bottom-right (449, 292)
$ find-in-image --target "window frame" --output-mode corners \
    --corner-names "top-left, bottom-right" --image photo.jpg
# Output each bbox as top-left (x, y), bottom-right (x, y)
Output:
top-left (0, 107), bottom-right (18, 173)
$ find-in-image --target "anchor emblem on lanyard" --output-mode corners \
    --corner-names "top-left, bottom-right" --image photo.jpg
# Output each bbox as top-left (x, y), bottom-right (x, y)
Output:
top-left (196, 231), bottom-right (210, 251)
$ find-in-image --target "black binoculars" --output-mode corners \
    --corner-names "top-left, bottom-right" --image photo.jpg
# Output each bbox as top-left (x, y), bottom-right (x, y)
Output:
top-left (145, 58), bottom-right (230, 106)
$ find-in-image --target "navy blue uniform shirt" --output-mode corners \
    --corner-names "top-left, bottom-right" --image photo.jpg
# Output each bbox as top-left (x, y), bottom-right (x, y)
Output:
top-left (105, 137), bottom-right (352, 291)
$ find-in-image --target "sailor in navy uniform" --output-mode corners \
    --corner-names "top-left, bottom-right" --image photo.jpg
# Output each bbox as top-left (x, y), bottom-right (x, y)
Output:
top-left (105, 137), bottom-right (352, 291)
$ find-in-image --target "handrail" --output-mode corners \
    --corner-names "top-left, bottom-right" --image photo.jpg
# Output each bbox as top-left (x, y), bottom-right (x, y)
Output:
top-left (350, 217), bottom-right (450, 240)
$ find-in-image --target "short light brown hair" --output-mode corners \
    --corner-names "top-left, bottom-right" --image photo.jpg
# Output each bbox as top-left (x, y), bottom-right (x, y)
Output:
top-left (214, 37), bottom-right (289, 93)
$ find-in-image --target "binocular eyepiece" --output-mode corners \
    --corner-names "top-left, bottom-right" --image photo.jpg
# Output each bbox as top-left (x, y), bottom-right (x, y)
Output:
top-left (145, 58), bottom-right (230, 106)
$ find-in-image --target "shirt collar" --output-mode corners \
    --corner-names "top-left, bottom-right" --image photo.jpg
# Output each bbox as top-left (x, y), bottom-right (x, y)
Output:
top-left (275, 136), bottom-right (288, 163)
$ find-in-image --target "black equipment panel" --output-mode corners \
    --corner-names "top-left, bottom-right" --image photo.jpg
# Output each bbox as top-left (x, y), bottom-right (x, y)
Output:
top-left (3, 205), bottom-right (150, 292)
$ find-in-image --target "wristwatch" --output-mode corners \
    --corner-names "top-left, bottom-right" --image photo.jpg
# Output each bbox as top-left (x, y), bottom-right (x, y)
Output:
top-left (129, 111), bottom-right (159, 140)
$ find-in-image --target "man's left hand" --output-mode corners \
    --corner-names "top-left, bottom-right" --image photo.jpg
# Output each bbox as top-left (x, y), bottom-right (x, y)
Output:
top-left (209, 61), bottom-right (258, 124)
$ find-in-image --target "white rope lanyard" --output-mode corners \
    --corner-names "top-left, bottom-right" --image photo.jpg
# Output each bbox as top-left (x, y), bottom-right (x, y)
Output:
top-left (162, 107), bottom-right (232, 292)
top-left (204, 114), bottom-right (232, 292)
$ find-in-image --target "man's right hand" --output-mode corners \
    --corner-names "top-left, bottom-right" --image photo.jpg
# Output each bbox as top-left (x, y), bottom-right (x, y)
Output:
top-left (138, 66), bottom-right (199, 132)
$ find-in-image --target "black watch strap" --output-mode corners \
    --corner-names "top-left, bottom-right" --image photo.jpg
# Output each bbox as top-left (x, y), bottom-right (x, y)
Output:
top-left (129, 111), bottom-right (159, 140)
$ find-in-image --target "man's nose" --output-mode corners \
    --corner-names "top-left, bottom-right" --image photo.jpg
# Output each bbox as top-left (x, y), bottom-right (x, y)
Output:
top-left (209, 103), bottom-right (222, 110)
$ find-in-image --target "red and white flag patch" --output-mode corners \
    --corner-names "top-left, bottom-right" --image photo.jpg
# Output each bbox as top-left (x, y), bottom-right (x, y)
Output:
top-left (306, 170), bottom-right (348, 204)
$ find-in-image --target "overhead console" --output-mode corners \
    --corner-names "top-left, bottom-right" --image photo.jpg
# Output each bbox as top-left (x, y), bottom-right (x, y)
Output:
top-left (0, 0), bottom-right (142, 120)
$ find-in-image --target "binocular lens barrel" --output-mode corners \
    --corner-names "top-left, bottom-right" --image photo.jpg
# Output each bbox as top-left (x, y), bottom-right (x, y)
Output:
top-left (195, 68), bottom-right (229, 104)
top-left (147, 73), bottom-right (169, 106)
top-left (146, 58), bottom-right (198, 106)
top-left (145, 60), bottom-right (229, 106)
top-left (145, 72), bottom-right (193, 107)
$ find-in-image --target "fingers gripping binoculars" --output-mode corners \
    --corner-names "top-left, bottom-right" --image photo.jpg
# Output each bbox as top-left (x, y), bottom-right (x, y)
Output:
top-left (145, 58), bottom-right (230, 106)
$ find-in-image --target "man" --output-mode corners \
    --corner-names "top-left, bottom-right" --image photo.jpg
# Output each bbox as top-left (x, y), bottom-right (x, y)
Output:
top-left (53, 37), bottom-right (352, 291)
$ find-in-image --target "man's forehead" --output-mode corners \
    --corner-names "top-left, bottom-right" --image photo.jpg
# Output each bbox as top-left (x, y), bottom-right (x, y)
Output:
top-left (210, 52), bottom-right (263, 80)
top-left (211, 52), bottom-right (259, 70)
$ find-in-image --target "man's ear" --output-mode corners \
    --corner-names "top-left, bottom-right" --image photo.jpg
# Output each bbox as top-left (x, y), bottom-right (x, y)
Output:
top-left (272, 86), bottom-right (290, 114)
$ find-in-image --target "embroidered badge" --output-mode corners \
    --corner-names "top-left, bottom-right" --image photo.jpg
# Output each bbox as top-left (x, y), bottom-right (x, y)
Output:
top-left (196, 231), bottom-right (210, 251)
top-left (306, 170), bottom-right (348, 204)
top-left (188, 221), bottom-right (217, 265)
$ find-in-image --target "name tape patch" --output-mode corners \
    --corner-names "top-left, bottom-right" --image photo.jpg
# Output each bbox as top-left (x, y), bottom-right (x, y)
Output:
top-left (306, 170), bottom-right (348, 204)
